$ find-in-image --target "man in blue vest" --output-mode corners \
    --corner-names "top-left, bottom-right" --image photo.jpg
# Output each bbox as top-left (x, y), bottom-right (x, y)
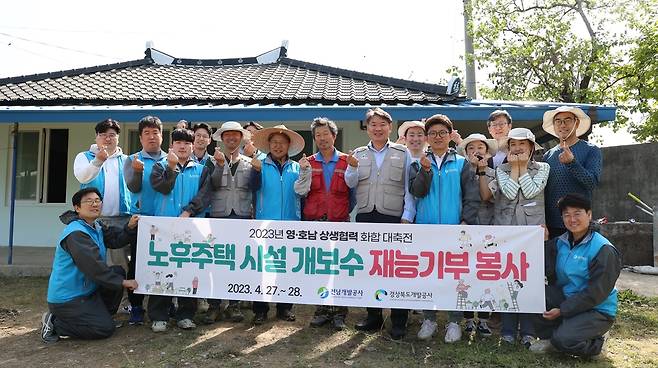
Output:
top-left (73, 118), bottom-right (132, 312)
top-left (41, 187), bottom-right (139, 343)
top-left (530, 193), bottom-right (621, 357)
top-left (148, 128), bottom-right (212, 332)
top-left (123, 116), bottom-right (168, 325)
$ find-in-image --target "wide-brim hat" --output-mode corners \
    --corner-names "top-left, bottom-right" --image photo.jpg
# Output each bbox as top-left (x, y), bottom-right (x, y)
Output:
top-left (500, 128), bottom-right (543, 151)
top-left (212, 121), bottom-right (251, 142)
top-left (252, 125), bottom-right (305, 156)
top-left (542, 106), bottom-right (591, 138)
top-left (397, 120), bottom-right (425, 139)
top-left (458, 133), bottom-right (498, 156)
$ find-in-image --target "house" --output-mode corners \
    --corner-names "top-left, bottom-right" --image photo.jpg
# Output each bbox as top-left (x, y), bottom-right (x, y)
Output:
top-left (0, 45), bottom-right (616, 248)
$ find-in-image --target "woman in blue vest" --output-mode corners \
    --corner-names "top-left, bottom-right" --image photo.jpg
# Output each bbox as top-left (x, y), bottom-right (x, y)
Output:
top-left (41, 187), bottom-right (139, 343)
top-left (530, 193), bottom-right (621, 357)
top-left (250, 124), bottom-right (304, 325)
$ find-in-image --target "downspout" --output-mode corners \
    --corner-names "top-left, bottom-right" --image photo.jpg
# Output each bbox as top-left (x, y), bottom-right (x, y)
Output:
top-left (8, 122), bottom-right (18, 265)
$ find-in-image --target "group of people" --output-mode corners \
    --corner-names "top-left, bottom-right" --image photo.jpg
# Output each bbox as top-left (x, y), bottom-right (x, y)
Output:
top-left (41, 106), bottom-right (620, 359)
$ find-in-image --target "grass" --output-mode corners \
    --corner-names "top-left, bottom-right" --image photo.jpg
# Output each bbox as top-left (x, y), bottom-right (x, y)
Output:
top-left (1, 277), bottom-right (657, 368)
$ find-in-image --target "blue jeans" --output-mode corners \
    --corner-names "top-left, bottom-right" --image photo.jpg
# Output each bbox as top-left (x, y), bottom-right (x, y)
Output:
top-left (501, 313), bottom-right (535, 337)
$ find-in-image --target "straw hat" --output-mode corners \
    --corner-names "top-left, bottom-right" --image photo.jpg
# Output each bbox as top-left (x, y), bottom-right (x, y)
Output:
top-left (500, 128), bottom-right (543, 151)
top-left (542, 106), bottom-right (591, 138)
top-left (212, 121), bottom-right (251, 142)
top-left (397, 120), bottom-right (425, 139)
top-left (252, 125), bottom-right (305, 156)
top-left (457, 133), bottom-right (498, 156)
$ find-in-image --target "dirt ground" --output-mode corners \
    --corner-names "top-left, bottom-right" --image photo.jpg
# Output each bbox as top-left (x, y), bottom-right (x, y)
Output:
top-left (1, 277), bottom-right (657, 368)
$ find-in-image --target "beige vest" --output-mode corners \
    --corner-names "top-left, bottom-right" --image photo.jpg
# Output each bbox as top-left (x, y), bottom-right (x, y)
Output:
top-left (494, 161), bottom-right (546, 226)
top-left (354, 143), bottom-right (407, 217)
top-left (210, 155), bottom-right (253, 218)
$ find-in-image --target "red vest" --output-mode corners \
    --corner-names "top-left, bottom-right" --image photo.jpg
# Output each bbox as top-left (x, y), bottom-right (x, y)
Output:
top-left (303, 153), bottom-right (351, 221)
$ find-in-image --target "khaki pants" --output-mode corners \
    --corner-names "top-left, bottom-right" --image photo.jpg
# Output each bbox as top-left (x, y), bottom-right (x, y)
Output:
top-left (100, 216), bottom-right (131, 308)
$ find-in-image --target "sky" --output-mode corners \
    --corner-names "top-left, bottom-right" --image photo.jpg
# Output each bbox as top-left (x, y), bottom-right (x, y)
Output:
top-left (0, 0), bottom-right (639, 146)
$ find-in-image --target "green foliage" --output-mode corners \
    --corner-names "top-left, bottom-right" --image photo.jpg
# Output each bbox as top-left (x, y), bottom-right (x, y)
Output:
top-left (469, 0), bottom-right (658, 141)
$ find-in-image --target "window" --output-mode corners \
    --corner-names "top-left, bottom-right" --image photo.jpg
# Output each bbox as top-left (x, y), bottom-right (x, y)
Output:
top-left (14, 131), bottom-right (39, 200)
top-left (11, 129), bottom-right (68, 203)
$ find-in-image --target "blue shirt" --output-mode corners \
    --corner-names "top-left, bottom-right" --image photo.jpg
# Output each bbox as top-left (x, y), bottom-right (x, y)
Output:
top-left (543, 140), bottom-right (602, 228)
top-left (317, 149), bottom-right (339, 189)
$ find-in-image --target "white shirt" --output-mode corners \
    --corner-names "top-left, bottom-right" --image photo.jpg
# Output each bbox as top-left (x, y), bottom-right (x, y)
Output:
top-left (73, 144), bottom-right (125, 217)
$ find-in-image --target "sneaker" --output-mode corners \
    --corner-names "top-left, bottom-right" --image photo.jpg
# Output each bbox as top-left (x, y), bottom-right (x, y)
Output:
top-left (128, 306), bottom-right (144, 325)
top-left (530, 339), bottom-right (556, 353)
top-left (177, 318), bottom-right (197, 330)
top-left (113, 319), bottom-right (124, 329)
top-left (40, 312), bottom-right (59, 343)
top-left (444, 322), bottom-right (462, 343)
top-left (417, 319), bottom-right (438, 340)
top-left (501, 334), bottom-right (515, 344)
top-left (464, 319), bottom-right (476, 334)
top-left (151, 320), bottom-right (168, 333)
top-left (119, 305), bottom-right (131, 315)
top-left (521, 335), bottom-right (535, 348)
top-left (332, 315), bottom-right (347, 331)
top-left (476, 320), bottom-right (492, 337)
top-left (224, 304), bottom-right (245, 323)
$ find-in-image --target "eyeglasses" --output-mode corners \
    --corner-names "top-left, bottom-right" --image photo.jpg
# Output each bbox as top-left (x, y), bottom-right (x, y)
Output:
top-left (97, 133), bottom-right (118, 139)
top-left (488, 122), bottom-right (509, 128)
top-left (427, 130), bottom-right (449, 138)
top-left (553, 117), bottom-right (576, 126)
top-left (81, 199), bottom-right (102, 206)
top-left (194, 133), bottom-right (210, 139)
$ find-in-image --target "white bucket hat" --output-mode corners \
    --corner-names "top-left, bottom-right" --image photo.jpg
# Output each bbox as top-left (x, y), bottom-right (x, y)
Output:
top-left (501, 128), bottom-right (543, 151)
top-left (542, 106), bottom-right (591, 138)
top-left (212, 121), bottom-right (251, 142)
top-left (252, 125), bottom-right (305, 156)
top-left (457, 133), bottom-right (498, 156)
top-left (397, 120), bottom-right (425, 139)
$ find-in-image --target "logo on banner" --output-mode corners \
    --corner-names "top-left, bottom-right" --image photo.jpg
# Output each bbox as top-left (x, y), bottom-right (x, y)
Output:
top-left (375, 289), bottom-right (388, 301)
top-left (317, 287), bottom-right (329, 299)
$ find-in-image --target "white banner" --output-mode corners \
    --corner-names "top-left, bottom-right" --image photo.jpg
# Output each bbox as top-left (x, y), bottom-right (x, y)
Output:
top-left (135, 216), bottom-right (546, 313)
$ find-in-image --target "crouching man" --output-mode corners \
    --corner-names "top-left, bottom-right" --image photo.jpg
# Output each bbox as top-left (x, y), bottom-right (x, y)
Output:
top-left (41, 187), bottom-right (139, 343)
top-left (531, 193), bottom-right (621, 357)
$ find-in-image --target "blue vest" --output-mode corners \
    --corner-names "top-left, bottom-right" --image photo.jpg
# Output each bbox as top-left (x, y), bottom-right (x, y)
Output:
top-left (130, 152), bottom-right (166, 216)
top-left (415, 151), bottom-right (465, 225)
top-left (153, 161), bottom-right (205, 217)
top-left (81, 151), bottom-right (131, 215)
top-left (255, 157), bottom-right (301, 220)
top-left (556, 231), bottom-right (618, 317)
top-left (47, 220), bottom-right (106, 303)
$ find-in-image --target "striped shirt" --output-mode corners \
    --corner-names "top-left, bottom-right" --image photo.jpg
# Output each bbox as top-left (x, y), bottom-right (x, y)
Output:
top-left (496, 162), bottom-right (550, 200)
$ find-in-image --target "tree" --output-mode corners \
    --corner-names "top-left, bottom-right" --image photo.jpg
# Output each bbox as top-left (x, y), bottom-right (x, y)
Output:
top-left (469, 0), bottom-right (658, 141)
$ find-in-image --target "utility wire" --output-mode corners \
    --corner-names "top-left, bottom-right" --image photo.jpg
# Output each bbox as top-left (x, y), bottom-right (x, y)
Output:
top-left (0, 31), bottom-right (119, 60)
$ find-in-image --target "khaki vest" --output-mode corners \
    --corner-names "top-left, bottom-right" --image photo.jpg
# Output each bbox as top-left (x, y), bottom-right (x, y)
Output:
top-left (494, 161), bottom-right (546, 226)
top-left (354, 143), bottom-right (407, 217)
top-left (210, 155), bottom-right (253, 218)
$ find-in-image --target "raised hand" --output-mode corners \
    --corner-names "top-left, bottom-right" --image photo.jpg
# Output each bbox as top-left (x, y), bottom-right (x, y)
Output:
top-left (213, 147), bottom-right (226, 166)
top-left (346, 150), bottom-right (359, 168)
top-left (243, 141), bottom-right (257, 158)
top-left (558, 141), bottom-right (574, 164)
top-left (299, 153), bottom-right (310, 170)
top-left (96, 145), bottom-right (109, 162)
top-left (450, 129), bottom-right (462, 144)
top-left (167, 149), bottom-right (179, 169)
top-left (131, 154), bottom-right (144, 172)
top-left (420, 155), bottom-right (432, 172)
top-left (251, 156), bottom-right (262, 172)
